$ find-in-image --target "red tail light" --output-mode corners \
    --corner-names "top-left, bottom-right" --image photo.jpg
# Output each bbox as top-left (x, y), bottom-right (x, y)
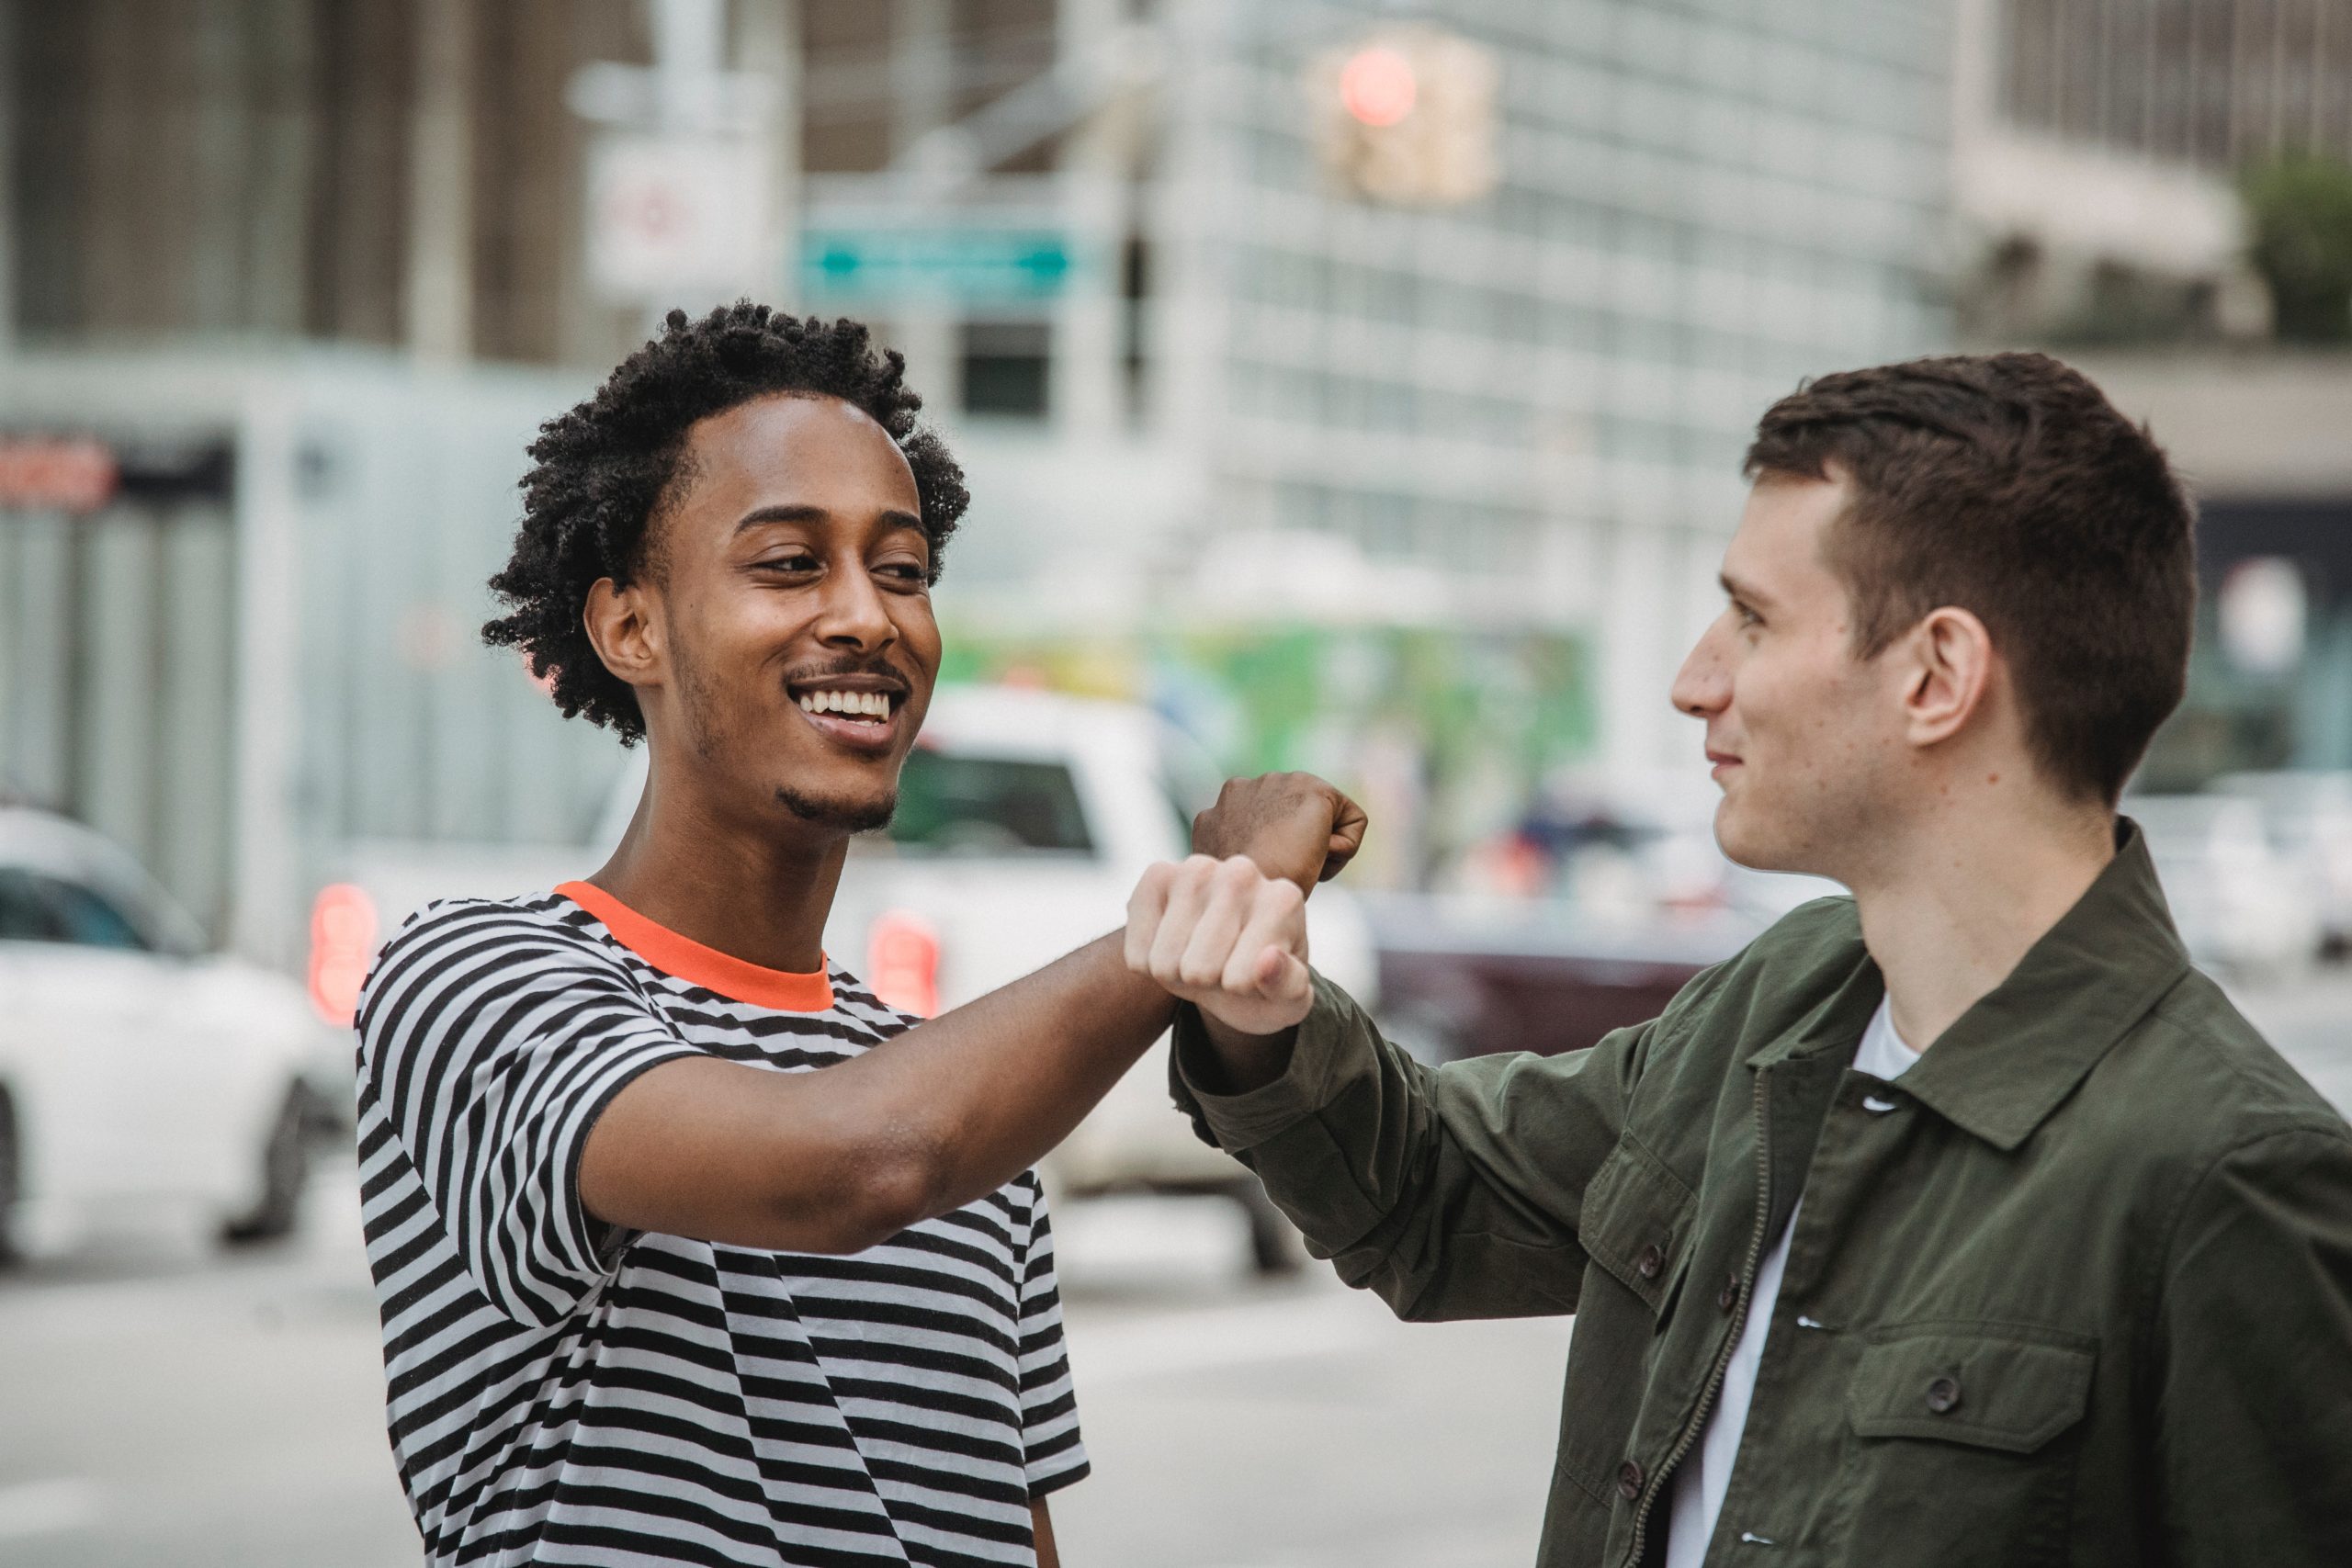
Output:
top-left (866, 909), bottom-right (941, 1018)
top-left (309, 884), bottom-right (379, 1027)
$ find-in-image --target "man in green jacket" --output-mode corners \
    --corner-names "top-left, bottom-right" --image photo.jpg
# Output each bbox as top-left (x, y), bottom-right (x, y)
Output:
top-left (1126, 353), bottom-right (2352, 1565)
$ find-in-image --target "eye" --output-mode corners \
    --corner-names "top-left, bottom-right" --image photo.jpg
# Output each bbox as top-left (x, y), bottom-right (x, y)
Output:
top-left (875, 555), bottom-right (931, 585)
top-left (1733, 600), bottom-right (1762, 629)
top-left (754, 550), bottom-right (821, 576)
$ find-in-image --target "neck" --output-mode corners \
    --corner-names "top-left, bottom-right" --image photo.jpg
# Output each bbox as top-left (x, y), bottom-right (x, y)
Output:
top-left (1845, 783), bottom-right (2115, 1050)
top-left (588, 745), bottom-right (847, 975)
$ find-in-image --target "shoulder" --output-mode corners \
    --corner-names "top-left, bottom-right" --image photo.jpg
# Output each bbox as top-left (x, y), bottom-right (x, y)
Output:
top-left (2056, 970), bottom-right (2351, 1275)
top-left (2106, 968), bottom-right (2349, 1161)
top-left (1745, 893), bottom-right (1864, 965)
top-left (358, 892), bottom-right (639, 1040)
top-left (371, 888), bottom-right (620, 973)
top-left (1655, 895), bottom-right (1865, 1039)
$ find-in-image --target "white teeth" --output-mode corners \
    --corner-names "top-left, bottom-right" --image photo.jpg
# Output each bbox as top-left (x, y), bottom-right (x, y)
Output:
top-left (798, 689), bottom-right (891, 719)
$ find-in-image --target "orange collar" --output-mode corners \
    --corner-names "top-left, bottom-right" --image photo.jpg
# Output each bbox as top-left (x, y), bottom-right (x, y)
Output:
top-left (557, 881), bottom-right (834, 1013)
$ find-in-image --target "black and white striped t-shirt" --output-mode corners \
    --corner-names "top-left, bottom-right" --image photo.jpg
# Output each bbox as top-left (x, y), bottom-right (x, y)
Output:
top-left (355, 883), bottom-right (1087, 1568)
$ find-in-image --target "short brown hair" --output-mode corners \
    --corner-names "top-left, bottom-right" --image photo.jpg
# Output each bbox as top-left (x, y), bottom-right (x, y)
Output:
top-left (1746, 352), bottom-right (2194, 805)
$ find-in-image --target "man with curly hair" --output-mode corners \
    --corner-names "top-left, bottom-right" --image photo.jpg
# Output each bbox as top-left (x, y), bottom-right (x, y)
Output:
top-left (354, 303), bottom-right (1361, 1568)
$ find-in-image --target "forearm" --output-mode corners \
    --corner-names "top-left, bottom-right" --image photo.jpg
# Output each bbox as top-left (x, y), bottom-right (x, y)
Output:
top-left (870, 931), bottom-right (1175, 1220)
top-left (583, 931), bottom-right (1173, 1254)
top-left (1170, 978), bottom-right (1611, 1321)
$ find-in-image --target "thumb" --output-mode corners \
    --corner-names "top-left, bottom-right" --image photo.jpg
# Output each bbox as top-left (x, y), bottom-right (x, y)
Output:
top-left (1253, 945), bottom-right (1311, 1002)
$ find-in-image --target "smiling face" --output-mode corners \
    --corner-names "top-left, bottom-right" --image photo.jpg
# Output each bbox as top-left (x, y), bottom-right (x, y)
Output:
top-left (1670, 472), bottom-right (1915, 880)
top-left (597, 392), bottom-right (942, 838)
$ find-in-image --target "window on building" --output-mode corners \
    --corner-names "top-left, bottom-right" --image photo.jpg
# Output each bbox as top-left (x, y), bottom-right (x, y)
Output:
top-left (959, 321), bottom-right (1052, 419)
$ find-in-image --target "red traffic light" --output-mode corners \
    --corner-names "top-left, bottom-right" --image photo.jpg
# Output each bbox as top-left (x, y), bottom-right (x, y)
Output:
top-left (1339, 46), bottom-right (1417, 127)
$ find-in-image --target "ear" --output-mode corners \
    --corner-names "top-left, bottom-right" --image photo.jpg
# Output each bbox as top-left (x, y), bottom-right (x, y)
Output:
top-left (1898, 605), bottom-right (1995, 749)
top-left (583, 576), bottom-right (665, 695)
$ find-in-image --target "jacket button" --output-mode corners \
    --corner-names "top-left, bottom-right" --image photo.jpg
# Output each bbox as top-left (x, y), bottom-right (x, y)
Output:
top-left (1636, 1244), bottom-right (1665, 1280)
top-left (1717, 1276), bottom-right (1739, 1314)
top-left (1926, 1376), bottom-right (1962, 1415)
top-left (1616, 1460), bottom-right (1645, 1501)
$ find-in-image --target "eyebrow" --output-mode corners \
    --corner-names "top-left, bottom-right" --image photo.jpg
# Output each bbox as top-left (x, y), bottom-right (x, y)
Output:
top-left (1720, 570), bottom-right (1776, 609)
top-left (733, 503), bottom-right (927, 538)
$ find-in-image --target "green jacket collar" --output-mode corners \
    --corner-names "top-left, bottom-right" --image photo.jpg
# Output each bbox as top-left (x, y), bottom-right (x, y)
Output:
top-left (1746, 820), bottom-right (2190, 1152)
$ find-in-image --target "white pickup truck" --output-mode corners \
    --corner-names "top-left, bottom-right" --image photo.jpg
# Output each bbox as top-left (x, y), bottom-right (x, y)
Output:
top-left (327, 685), bottom-right (1380, 1270)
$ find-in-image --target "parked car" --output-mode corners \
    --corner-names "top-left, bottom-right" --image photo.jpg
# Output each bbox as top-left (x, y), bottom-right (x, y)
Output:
top-left (2207, 770), bottom-right (2352, 953)
top-left (0, 807), bottom-right (345, 1260)
top-left (2125, 793), bottom-right (2324, 980)
top-left (328, 685), bottom-right (1383, 1272)
top-left (1363, 889), bottom-right (1761, 1065)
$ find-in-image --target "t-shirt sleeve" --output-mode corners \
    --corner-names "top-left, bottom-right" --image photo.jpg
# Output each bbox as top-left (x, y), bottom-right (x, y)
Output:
top-left (355, 899), bottom-right (702, 1326)
top-left (1014, 1172), bottom-right (1090, 1496)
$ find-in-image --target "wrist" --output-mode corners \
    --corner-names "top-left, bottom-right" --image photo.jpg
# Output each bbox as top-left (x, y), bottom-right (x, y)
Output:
top-left (1188, 1005), bottom-right (1297, 1095)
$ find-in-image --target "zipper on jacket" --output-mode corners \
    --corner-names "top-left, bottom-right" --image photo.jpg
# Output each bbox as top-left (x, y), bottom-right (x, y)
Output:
top-left (1623, 1066), bottom-right (1775, 1568)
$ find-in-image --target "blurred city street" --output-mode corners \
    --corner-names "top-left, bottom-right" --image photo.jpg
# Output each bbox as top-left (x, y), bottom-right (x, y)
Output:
top-left (6, 0), bottom-right (2352, 1563)
top-left (3, 971), bottom-right (2347, 1568)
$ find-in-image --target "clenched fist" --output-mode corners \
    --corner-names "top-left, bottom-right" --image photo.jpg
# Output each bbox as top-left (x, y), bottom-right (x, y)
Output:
top-left (1191, 773), bottom-right (1367, 895)
top-left (1125, 854), bottom-right (1313, 1038)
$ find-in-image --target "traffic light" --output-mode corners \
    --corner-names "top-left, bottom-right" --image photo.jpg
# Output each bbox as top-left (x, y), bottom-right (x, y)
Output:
top-left (1307, 25), bottom-right (1501, 207)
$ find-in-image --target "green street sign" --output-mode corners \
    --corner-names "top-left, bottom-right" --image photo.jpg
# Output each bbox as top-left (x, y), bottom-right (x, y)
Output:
top-left (798, 228), bottom-right (1076, 303)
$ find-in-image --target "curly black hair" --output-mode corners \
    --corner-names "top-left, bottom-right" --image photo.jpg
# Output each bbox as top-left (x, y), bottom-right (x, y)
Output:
top-left (482, 302), bottom-right (969, 741)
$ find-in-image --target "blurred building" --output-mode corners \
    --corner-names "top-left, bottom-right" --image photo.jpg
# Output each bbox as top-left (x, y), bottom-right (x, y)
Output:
top-left (0, 0), bottom-right (1954, 954)
top-left (2081, 355), bottom-right (2352, 788)
top-left (1953, 0), bottom-right (2352, 343)
top-left (1947, 0), bottom-right (2352, 784)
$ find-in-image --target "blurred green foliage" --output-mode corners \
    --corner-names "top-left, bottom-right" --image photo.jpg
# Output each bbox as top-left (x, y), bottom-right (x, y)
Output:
top-left (935, 620), bottom-right (1597, 886)
top-left (2243, 154), bottom-right (2352, 344)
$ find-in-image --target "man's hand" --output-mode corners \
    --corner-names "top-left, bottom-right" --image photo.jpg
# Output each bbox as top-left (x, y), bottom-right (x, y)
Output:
top-left (1191, 773), bottom-right (1368, 895)
top-left (1125, 854), bottom-right (1313, 1038)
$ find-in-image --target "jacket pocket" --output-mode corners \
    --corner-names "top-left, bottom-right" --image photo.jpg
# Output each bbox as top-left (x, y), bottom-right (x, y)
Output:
top-left (1830, 1323), bottom-right (2096, 1568)
top-left (1578, 1134), bottom-right (1697, 1317)
top-left (1847, 1324), bottom-right (2095, 1452)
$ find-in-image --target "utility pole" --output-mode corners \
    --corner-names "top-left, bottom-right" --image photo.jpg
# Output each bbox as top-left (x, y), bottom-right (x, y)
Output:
top-left (407, 0), bottom-right (475, 362)
top-left (734, 0), bottom-right (803, 311)
top-left (571, 0), bottom-right (779, 331)
top-left (889, 0), bottom-right (960, 412)
top-left (0, 1), bottom-right (16, 356)
top-left (1055, 0), bottom-right (1125, 440)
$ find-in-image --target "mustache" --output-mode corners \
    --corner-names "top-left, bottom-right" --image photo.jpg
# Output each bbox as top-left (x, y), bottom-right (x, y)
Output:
top-left (780, 656), bottom-right (910, 694)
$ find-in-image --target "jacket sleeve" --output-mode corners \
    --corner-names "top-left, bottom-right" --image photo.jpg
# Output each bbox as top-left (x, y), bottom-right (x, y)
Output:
top-left (1167, 969), bottom-right (1652, 1323)
top-left (2152, 1123), bottom-right (2352, 1566)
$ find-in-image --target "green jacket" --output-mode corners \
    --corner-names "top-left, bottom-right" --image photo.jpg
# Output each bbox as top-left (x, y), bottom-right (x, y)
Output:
top-left (1170, 827), bottom-right (2352, 1566)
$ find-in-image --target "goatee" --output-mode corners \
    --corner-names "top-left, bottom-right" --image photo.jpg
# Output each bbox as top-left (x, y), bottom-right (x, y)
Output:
top-left (775, 785), bottom-right (897, 835)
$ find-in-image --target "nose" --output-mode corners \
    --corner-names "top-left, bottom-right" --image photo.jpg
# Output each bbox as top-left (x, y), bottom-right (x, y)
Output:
top-left (812, 552), bottom-right (895, 652)
top-left (1672, 615), bottom-right (1731, 719)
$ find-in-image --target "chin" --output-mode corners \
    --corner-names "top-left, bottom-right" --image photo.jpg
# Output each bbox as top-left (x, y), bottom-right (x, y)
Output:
top-left (1713, 804), bottom-right (1792, 875)
top-left (774, 784), bottom-right (899, 835)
